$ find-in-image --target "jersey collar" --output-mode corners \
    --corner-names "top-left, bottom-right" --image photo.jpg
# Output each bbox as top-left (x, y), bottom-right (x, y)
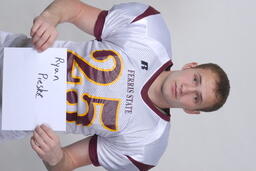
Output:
top-left (141, 60), bottom-right (173, 121)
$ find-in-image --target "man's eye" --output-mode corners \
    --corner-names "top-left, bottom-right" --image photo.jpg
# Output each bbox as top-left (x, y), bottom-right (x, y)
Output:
top-left (193, 76), bottom-right (197, 83)
top-left (194, 96), bottom-right (198, 103)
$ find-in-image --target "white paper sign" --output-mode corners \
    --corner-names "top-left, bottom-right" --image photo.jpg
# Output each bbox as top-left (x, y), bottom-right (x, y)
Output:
top-left (2, 48), bottom-right (67, 131)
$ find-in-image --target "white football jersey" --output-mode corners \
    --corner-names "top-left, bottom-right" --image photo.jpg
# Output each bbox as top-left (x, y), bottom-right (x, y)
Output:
top-left (0, 2), bottom-right (173, 170)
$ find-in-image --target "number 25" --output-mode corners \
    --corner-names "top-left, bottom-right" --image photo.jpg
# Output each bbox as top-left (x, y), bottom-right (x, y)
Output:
top-left (66, 50), bottom-right (123, 132)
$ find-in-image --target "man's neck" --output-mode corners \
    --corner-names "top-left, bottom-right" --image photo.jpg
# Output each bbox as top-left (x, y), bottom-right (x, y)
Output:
top-left (148, 70), bottom-right (170, 109)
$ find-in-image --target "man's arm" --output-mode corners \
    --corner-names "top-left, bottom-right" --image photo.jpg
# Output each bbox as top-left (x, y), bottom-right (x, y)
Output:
top-left (31, 124), bottom-right (93, 171)
top-left (31, 0), bottom-right (101, 51)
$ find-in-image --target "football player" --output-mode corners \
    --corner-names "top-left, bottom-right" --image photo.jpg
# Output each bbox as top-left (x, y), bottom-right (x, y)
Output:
top-left (0, 0), bottom-right (230, 170)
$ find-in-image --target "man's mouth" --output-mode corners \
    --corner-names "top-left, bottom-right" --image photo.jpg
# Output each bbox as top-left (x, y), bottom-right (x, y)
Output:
top-left (172, 82), bottom-right (177, 99)
top-left (175, 82), bottom-right (177, 98)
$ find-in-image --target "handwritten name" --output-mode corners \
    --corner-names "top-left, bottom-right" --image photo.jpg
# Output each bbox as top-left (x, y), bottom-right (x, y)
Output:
top-left (35, 56), bottom-right (65, 99)
top-left (51, 57), bottom-right (65, 81)
top-left (35, 73), bottom-right (48, 98)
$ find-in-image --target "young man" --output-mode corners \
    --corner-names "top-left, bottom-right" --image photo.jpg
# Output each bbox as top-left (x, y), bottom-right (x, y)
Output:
top-left (0, 0), bottom-right (230, 170)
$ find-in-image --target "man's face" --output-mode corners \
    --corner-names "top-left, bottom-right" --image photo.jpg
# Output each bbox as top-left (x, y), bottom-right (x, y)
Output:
top-left (162, 67), bottom-right (217, 113)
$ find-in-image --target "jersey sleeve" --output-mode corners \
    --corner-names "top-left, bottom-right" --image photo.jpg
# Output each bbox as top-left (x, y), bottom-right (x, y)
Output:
top-left (88, 121), bottom-right (170, 171)
top-left (93, 2), bottom-right (172, 62)
top-left (89, 135), bottom-right (155, 171)
top-left (94, 2), bottom-right (148, 42)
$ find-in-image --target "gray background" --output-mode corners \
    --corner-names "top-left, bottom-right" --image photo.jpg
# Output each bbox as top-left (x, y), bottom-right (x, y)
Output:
top-left (0, 0), bottom-right (255, 171)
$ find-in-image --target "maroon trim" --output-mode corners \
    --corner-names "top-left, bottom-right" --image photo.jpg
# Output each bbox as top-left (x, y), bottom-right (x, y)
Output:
top-left (141, 61), bottom-right (173, 121)
top-left (94, 10), bottom-right (108, 41)
top-left (89, 135), bottom-right (100, 166)
top-left (127, 155), bottom-right (155, 171)
top-left (132, 6), bottom-right (160, 23)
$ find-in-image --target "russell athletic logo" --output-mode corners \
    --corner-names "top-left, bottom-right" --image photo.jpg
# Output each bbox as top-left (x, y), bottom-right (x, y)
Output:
top-left (141, 60), bottom-right (148, 70)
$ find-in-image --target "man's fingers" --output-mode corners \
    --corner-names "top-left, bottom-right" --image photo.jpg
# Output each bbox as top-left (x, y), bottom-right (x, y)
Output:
top-left (40, 124), bottom-right (56, 140)
top-left (36, 125), bottom-right (54, 141)
top-left (31, 25), bottom-right (57, 52)
top-left (31, 124), bottom-right (63, 166)
top-left (31, 135), bottom-right (50, 163)
top-left (32, 25), bottom-right (47, 44)
top-left (30, 15), bottom-right (58, 52)
top-left (30, 17), bottom-right (42, 37)
top-left (39, 33), bottom-right (57, 52)
top-left (30, 136), bottom-right (46, 157)
top-left (35, 32), bottom-right (51, 51)
top-left (33, 130), bottom-right (49, 149)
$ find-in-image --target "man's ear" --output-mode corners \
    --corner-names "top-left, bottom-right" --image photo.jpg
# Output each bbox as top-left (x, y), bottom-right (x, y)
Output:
top-left (182, 62), bottom-right (198, 70)
top-left (183, 109), bottom-right (201, 114)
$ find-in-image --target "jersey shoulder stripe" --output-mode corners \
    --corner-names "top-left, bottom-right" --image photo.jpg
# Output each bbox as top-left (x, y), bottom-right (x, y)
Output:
top-left (131, 6), bottom-right (160, 23)
top-left (89, 135), bottom-right (100, 166)
top-left (94, 10), bottom-right (108, 41)
top-left (127, 155), bottom-right (155, 171)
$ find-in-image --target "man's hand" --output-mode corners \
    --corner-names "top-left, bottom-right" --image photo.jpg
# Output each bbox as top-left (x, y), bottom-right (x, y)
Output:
top-left (30, 0), bottom-right (101, 52)
top-left (30, 12), bottom-right (59, 52)
top-left (31, 124), bottom-right (63, 166)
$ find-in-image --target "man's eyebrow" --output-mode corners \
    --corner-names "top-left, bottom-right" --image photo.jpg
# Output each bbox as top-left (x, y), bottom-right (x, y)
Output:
top-left (199, 92), bottom-right (203, 104)
top-left (198, 72), bottom-right (203, 103)
top-left (198, 72), bottom-right (202, 85)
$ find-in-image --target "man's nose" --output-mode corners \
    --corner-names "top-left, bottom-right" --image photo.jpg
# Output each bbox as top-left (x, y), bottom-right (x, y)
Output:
top-left (181, 84), bottom-right (197, 95)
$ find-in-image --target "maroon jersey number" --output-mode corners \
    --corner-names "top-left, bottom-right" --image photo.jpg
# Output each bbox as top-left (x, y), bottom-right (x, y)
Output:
top-left (66, 50), bottom-right (123, 132)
